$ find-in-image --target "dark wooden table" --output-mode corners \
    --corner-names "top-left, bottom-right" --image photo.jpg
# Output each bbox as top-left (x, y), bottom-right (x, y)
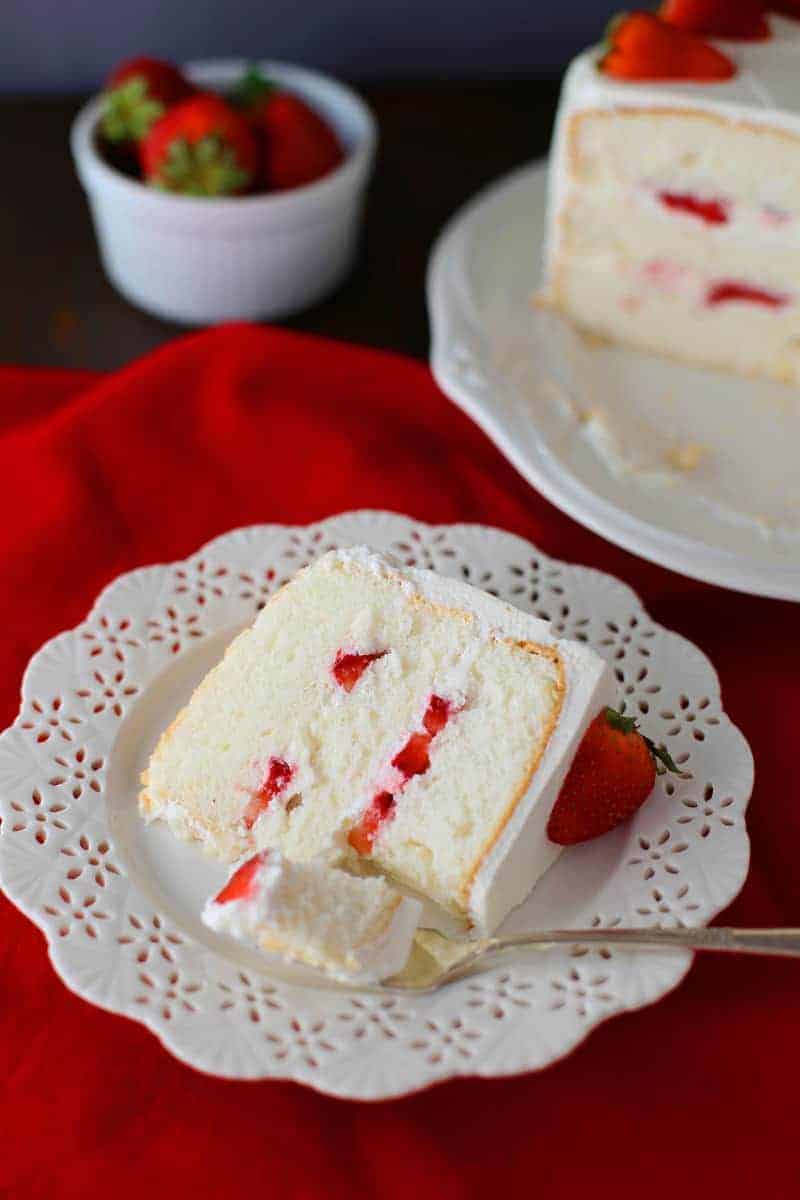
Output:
top-left (0, 82), bottom-right (559, 371)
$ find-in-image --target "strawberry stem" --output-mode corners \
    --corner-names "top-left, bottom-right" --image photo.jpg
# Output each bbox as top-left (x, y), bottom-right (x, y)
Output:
top-left (604, 706), bottom-right (638, 735)
top-left (101, 77), bottom-right (165, 143)
top-left (231, 64), bottom-right (274, 110)
top-left (605, 707), bottom-right (692, 778)
top-left (154, 134), bottom-right (251, 196)
top-left (603, 9), bottom-right (631, 44)
top-left (643, 735), bottom-right (692, 778)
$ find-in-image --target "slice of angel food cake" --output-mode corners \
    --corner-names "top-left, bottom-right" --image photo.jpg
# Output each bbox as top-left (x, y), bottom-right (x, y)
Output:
top-left (139, 547), bottom-right (680, 979)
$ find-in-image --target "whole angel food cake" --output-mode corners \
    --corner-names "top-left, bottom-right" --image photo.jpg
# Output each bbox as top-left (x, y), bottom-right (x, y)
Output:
top-left (542, 4), bottom-right (800, 384)
top-left (203, 849), bottom-right (422, 983)
top-left (141, 547), bottom-right (616, 936)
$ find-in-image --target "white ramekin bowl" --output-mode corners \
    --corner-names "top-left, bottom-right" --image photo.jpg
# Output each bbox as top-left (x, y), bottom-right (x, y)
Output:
top-left (71, 59), bottom-right (377, 325)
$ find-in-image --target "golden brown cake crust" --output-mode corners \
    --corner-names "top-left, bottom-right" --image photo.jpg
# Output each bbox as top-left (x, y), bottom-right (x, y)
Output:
top-left (459, 641), bottom-right (565, 906)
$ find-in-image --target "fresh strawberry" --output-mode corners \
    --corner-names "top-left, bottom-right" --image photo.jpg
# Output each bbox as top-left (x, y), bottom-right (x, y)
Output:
top-left (140, 94), bottom-right (260, 196)
top-left (600, 12), bottom-right (737, 80)
top-left (660, 0), bottom-right (771, 39)
top-left (214, 851), bottom-right (268, 904)
top-left (547, 707), bottom-right (688, 846)
top-left (101, 57), bottom-right (194, 145)
top-left (233, 66), bottom-right (343, 190)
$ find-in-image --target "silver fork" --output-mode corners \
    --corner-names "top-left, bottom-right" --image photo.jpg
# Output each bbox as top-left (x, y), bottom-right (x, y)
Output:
top-left (379, 926), bottom-right (800, 993)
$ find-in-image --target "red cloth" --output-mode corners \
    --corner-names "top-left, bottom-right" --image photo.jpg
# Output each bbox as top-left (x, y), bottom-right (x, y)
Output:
top-left (1, 324), bottom-right (797, 1198)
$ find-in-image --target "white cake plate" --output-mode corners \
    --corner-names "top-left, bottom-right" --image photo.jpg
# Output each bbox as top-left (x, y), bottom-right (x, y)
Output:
top-left (428, 161), bottom-right (800, 601)
top-left (0, 514), bottom-right (753, 1098)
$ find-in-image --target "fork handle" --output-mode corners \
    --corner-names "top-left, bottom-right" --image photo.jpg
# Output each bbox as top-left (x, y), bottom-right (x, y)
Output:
top-left (492, 927), bottom-right (800, 958)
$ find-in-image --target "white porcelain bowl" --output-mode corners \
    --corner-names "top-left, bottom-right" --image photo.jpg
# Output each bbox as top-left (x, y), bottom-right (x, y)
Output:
top-left (71, 60), bottom-right (378, 325)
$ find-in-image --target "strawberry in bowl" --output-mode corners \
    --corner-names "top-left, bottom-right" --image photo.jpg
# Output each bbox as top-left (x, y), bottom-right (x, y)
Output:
top-left (101, 57), bottom-right (196, 149)
top-left (233, 66), bottom-right (344, 191)
top-left (140, 94), bottom-right (260, 196)
top-left (70, 58), bottom-right (377, 324)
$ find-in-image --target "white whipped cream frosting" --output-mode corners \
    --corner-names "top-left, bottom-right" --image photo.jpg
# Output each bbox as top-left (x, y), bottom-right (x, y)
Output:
top-left (203, 849), bottom-right (422, 984)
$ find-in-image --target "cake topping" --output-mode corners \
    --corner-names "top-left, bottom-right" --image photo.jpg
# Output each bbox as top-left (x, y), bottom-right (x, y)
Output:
top-left (242, 756), bottom-right (295, 829)
top-left (348, 694), bottom-right (457, 854)
top-left (213, 850), bottom-right (268, 904)
top-left (332, 648), bottom-right (387, 692)
top-left (706, 280), bottom-right (790, 308)
top-left (547, 708), bottom-right (688, 845)
top-left (659, 0), bottom-right (771, 40)
top-left (658, 190), bottom-right (729, 225)
top-left (600, 12), bottom-right (737, 80)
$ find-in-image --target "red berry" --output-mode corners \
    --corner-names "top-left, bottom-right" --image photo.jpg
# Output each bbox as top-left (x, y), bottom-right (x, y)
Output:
top-left (332, 649), bottom-right (386, 692)
top-left (140, 94), bottom-right (260, 196)
top-left (261, 92), bottom-right (344, 190)
top-left (547, 708), bottom-right (686, 846)
top-left (422, 695), bottom-right (453, 736)
top-left (601, 12), bottom-right (737, 80)
top-left (214, 851), bottom-right (268, 904)
top-left (348, 793), bottom-right (395, 855)
top-left (659, 190), bottom-right (729, 225)
top-left (706, 280), bottom-right (789, 308)
top-left (348, 694), bottom-right (457, 854)
top-left (659, 0), bottom-right (771, 40)
top-left (392, 732), bottom-right (432, 778)
top-left (242, 757), bottom-right (295, 830)
top-left (101, 57), bottom-right (194, 145)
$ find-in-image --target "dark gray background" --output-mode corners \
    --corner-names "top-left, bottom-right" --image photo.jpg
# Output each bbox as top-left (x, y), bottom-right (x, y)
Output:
top-left (2, 0), bottom-right (611, 92)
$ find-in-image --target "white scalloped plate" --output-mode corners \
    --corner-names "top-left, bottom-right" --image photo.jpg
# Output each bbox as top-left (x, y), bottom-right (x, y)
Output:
top-left (0, 513), bottom-right (753, 1098)
top-left (428, 160), bottom-right (800, 601)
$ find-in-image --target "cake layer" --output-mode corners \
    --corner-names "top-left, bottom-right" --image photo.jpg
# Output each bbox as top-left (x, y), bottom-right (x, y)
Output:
top-left (142, 548), bottom-right (615, 935)
top-left (553, 252), bottom-right (800, 383)
top-left (558, 194), bottom-right (800, 288)
top-left (567, 108), bottom-right (800, 218)
top-left (203, 849), bottom-right (421, 983)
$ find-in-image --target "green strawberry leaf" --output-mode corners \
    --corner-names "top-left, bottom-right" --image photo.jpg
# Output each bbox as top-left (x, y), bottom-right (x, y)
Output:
top-left (230, 64), bottom-right (274, 111)
top-left (605, 707), bottom-right (692, 778)
top-left (155, 134), bottom-right (251, 196)
top-left (101, 76), bottom-right (165, 143)
top-left (643, 735), bottom-right (692, 778)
